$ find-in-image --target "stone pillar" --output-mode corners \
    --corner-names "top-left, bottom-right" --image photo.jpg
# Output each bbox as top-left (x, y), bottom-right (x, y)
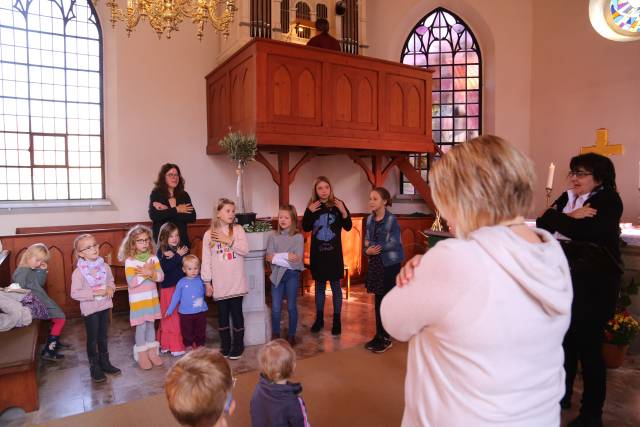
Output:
top-left (242, 232), bottom-right (270, 345)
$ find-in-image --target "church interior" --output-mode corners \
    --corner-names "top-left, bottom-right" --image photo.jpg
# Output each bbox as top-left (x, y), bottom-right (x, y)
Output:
top-left (0, 0), bottom-right (639, 426)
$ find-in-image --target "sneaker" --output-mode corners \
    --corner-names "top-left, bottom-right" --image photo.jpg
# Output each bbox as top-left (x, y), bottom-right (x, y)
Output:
top-left (364, 336), bottom-right (381, 351)
top-left (227, 348), bottom-right (243, 360)
top-left (171, 351), bottom-right (186, 357)
top-left (371, 339), bottom-right (393, 354)
top-left (160, 348), bottom-right (170, 354)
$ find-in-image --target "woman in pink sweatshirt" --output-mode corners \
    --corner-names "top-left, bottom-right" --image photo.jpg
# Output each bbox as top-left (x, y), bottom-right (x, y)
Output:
top-left (202, 198), bottom-right (249, 360)
top-left (382, 136), bottom-right (572, 427)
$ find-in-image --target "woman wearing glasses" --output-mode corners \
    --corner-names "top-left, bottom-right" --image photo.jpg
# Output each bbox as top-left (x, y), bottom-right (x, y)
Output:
top-left (537, 153), bottom-right (623, 427)
top-left (149, 163), bottom-right (197, 247)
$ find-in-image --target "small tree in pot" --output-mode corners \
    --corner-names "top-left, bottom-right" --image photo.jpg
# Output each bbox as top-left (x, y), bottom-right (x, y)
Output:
top-left (219, 131), bottom-right (258, 225)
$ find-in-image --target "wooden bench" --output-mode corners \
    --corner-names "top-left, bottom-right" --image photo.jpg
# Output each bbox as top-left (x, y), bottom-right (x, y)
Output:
top-left (0, 320), bottom-right (40, 413)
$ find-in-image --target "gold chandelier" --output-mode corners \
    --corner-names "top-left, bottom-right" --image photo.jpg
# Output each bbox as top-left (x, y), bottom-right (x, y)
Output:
top-left (98, 0), bottom-right (237, 40)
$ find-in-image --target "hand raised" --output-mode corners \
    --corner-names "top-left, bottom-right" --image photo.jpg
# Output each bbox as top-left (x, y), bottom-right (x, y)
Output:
top-left (308, 200), bottom-right (322, 212)
top-left (396, 254), bottom-right (422, 287)
top-left (163, 250), bottom-right (175, 259)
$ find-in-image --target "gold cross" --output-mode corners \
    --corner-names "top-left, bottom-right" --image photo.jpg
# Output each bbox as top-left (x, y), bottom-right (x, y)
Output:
top-left (581, 128), bottom-right (624, 156)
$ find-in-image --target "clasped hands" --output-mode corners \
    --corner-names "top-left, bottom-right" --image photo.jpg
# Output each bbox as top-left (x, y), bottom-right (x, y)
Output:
top-left (308, 198), bottom-right (348, 218)
top-left (266, 253), bottom-right (300, 263)
top-left (93, 287), bottom-right (115, 298)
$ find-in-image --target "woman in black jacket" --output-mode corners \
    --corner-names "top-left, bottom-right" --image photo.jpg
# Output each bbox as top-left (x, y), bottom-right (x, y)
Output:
top-left (148, 163), bottom-right (196, 247)
top-left (537, 153), bottom-right (622, 427)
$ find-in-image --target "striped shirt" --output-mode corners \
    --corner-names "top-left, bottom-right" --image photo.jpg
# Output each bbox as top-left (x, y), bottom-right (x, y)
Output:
top-left (125, 256), bottom-right (164, 326)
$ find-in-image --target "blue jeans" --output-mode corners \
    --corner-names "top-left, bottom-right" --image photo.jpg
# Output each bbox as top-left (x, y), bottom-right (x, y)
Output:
top-left (315, 279), bottom-right (342, 315)
top-left (271, 270), bottom-right (300, 336)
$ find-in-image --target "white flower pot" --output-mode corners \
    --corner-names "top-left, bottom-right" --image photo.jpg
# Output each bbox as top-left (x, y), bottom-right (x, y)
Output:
top-left (246, 231), bottom-right (269, 251)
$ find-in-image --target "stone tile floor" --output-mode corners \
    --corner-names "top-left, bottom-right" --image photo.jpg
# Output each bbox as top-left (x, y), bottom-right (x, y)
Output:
top-left (1, 284), bottom-right (639, 426)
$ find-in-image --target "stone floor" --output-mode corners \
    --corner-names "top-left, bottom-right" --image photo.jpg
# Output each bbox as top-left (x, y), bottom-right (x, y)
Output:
top-left (1, 284), bottom-right (639, 426)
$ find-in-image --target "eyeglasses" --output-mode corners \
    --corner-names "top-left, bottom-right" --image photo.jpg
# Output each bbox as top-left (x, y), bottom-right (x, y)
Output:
top-left (135, 238), bottom-right (151, 244)
top-left (78, 243), bottom-right (98, 252)
top-left (567, 171), bottom-right (593, 178)
top-left (166, 173), bottom-right (179, 178)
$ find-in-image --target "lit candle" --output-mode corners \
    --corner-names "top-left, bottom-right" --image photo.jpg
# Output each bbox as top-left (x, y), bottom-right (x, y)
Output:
top-left (546, 162), bottom-right (555, 190)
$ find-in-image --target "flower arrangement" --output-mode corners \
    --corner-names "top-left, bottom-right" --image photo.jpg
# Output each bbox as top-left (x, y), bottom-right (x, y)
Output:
top-left (604, 311), bottom-right (640, 346)
top-left (219, 131), bottom-right (258, 216)
top-left (242, 220), bottom-right (273, 233)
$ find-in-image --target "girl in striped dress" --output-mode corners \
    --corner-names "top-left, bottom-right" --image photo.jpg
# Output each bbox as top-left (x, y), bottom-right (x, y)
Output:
top-left (118, 225), bottom-right (165, 370)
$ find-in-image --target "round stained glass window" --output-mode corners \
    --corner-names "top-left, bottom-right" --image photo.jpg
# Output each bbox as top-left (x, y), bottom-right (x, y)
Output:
top-left (589, 0), bottom-right (640, 41)
top-left (610, 0), bottom-right (640, 32)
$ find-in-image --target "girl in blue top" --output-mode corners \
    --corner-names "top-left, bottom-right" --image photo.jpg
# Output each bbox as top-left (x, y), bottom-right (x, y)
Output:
top-left (363, 187), bottom-right (404, 353)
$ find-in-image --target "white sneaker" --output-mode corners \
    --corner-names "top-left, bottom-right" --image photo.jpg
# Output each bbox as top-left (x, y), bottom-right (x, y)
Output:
top-left (171, 351), bottom-right (186, 357)
top-left (160, 348), bottom-right (170, 354)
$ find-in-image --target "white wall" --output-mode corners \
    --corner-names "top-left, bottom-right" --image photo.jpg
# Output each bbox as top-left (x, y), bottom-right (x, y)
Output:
top-left (529, 0), bottom-right (640, 221)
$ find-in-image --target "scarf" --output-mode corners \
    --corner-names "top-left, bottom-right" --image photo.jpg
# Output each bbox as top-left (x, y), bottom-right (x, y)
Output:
top-left (135, 251), bottom-right (152, 262)
top-left (77, 257), bottom-right (107, 288)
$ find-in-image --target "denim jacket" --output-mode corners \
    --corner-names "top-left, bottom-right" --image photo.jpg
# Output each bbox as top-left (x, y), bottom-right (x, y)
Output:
top-left (363, 209), bottom-right (404, 267)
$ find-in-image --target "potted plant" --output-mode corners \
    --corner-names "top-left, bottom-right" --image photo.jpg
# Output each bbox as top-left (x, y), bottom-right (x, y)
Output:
top-left (219, 131), bottom-right (258, 225)
top-left (603, 310), bottom-right (640, 368)
top-left (243, 220), bottom-right (273, 251)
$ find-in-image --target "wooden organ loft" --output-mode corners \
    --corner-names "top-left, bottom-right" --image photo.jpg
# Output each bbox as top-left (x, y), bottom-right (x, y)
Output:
top-left (205, 38), bottom-right (436, 208)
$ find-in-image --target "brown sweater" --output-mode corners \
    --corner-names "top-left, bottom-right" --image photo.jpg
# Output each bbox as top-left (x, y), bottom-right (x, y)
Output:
top-left (306, 32), bottom-right (342, 51)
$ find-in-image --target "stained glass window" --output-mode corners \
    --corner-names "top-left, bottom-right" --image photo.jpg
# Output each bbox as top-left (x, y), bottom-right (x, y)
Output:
top-left (0, 0), bottom-right (103, 201)
top-left (610, 0), bottom-right (640, 32)
top-left (399, 8), bottom-right (481, 195)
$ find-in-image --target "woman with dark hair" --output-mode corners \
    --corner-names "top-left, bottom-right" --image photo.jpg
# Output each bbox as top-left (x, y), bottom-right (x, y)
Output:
top-left (149, 164), bottom-right (197, 247)
top-left (537, 152), bottom-right (623, 427)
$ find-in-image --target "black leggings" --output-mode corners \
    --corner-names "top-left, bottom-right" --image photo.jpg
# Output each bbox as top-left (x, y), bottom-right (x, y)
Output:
top-left (216, 296), bottom-right (244, 331)
top-left (84, 308), bottom-right (109, 358)
top-left (374, 264), bottom-right (401, 338)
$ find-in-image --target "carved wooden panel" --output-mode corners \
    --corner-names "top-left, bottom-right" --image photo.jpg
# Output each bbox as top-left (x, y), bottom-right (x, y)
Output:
top-left (384, 74), bottom-right (426, 134)
top-left (207, 76), bottom-right (230, 151)
top-left (229, 56), bottom-right (255, 130)
top-left (330, 65), bottom-right (378, 131)
top-left (267, 54), bottom-right (322, 126)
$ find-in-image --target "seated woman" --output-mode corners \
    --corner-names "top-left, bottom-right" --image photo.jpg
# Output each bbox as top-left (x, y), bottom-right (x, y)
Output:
top-left (382, 135), bottom-right (572, 426)
top-left (537, 153), bottom-right (623, 427)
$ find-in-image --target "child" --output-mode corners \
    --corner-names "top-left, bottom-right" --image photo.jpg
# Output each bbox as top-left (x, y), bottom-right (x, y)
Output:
top-left (157, 222), bottom-right (189, 356)
top-left (165, 348), bottom-right (235, 427)
top-left (302, 176), bottom-right (352, 335)
top-left (250, 339), bottom-right (310, 427)
top-left (363, 187), bottom-right (404, 354)
top-left (201, 198), bottom-right (249, 360)
top-left (266, 204), bottom-right (304, 346)
top-left (118, 224), bottom-right (165, 370)
top-left (70, 233), bottom-right (121, 382)
top-left (13, 243), bottom-right (68, 361)
top-left (166, 255), bottom-right (208, 349)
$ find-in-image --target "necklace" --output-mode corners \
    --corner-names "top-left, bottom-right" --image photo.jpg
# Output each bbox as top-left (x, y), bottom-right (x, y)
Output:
top-left (499, 216), bottom-right (525, 227)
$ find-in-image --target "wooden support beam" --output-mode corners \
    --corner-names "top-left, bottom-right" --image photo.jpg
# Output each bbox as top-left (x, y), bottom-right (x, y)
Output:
top-left (371, 154), bottom-right (385, 188)
top-left (278, 152), bottom-right (290, 205)
top-left (255, 152), bottom-right (280, 185)
top-left (289, 152), bottom-right (316, 184)
top-left (348, 154), bottom-right (375, 187)
top-left (381, 156), bottom-right (402, 182)
top-left (395, 157), bottom-right (435, 210)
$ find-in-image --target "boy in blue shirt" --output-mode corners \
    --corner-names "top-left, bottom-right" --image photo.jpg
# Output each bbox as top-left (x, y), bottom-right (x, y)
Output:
top-left (166, 255), bottom-right (208, 349)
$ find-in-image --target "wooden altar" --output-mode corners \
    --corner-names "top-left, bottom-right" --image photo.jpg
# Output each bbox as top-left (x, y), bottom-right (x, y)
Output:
top-left (205, 39), bottom-right (435, 207)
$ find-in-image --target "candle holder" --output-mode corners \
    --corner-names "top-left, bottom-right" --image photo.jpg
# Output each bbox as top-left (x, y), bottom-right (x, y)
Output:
top-left (545, 187), bottom-right (553, 207)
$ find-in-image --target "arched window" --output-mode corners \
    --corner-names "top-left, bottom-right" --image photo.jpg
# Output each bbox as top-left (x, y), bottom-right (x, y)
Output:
top-left (0, 0), bottom-right (103, 201)
top-left (281, 0), bottom-right (290, 34)
top-left (316, 3), bottom-right (328, 19)
top-left (399, 8), bottom-right (481, 195)
top-left (295, 2), bottom-right (311, 39)
top-left (589, 0), bottom-right (640, 41)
